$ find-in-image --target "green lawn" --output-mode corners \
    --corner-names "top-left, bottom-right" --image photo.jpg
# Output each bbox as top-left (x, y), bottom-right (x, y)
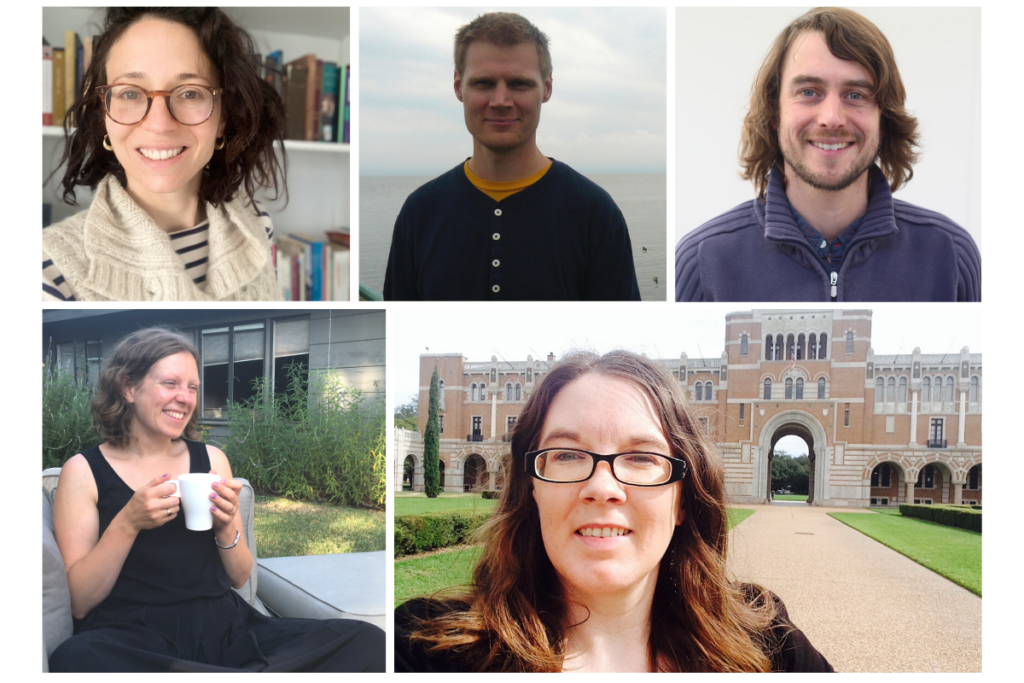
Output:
top-left (396, 508), bottom-right (757, 606)
top-left (254, 495), bottom-right (385, 558)
top-left (829, 511), bottom-right (981, 596)
top-left (774, 494), bottom-right (808, 501)
top-left (394, 492), bottom-right (500, 516)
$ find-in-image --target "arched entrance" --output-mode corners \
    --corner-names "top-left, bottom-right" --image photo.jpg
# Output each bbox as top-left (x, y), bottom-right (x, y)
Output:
top-left (757, 410), bottom-right (829, 505)
top-left (438, 459), bottom-right (446, 491)
top-left (402, 454), bottom-right (415, 490)
top-left (463, 453), bottom-right (486, 492)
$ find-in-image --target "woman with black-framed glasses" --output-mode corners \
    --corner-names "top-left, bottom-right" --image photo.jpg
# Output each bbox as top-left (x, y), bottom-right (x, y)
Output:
top-left (43, 7), bottom-right (285, 301)
top-left (395, 350), bottom-right (832, 672)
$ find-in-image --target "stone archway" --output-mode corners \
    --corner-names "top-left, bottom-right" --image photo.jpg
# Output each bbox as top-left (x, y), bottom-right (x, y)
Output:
top-left (463, 453), bottom-right (487, 492)
top-left (757, 410), bottom-right (829, 505)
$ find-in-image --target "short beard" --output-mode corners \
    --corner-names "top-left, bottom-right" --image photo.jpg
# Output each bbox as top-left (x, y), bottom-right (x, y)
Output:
top-left (781, 137), bottom-right (883, 192)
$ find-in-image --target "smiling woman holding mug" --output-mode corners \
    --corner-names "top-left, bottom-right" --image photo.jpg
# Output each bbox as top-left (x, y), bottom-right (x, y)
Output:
top-left (43, 7), bottom-right (285, 301)
top-left (395, 350), bottom-right (833, 672)
top-left (49, 328), bottom-right (384, 672)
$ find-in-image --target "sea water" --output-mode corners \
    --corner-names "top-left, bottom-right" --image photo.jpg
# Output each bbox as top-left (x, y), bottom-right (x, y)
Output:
top-left (359, 173), bottom-right (667, 301)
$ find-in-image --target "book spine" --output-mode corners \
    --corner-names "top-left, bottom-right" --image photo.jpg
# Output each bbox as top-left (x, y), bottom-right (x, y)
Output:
top-left (64, 31), bottom-right (77, 127)
top-left (321, 62), bottom-right (339, 142)
top-left (52, 48), bottom-right (65, 126)
top-left (43, 43), bottom-right (53, 126)
top-left (342, 65), bottom-right (351, 144)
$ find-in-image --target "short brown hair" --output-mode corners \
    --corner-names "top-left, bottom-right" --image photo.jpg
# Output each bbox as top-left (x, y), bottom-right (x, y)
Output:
top-left (56, 7), bottom-right (287, 208)
top-left (454, 12), bottom-right (552, 80)
top-left (92, 328), bottom-right (200, 448)
top-left (740, 7), bottom-right (919, 199)
top-left (407, 351), bottom-right (775, 671)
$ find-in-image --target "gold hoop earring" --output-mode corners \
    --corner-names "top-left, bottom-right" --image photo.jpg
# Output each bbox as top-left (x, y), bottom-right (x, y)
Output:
top-left (103, 135), bottom-right (113, 151)
top-left (215, 137), bottom-right (225, 150)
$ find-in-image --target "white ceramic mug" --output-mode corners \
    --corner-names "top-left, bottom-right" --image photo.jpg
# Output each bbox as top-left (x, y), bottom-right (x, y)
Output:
top-left (167, 473), bottom-right (220, 531)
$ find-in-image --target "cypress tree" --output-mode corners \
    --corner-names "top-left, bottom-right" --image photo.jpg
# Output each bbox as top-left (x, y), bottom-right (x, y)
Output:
top-left (423, 367), bottom-right (441, 498)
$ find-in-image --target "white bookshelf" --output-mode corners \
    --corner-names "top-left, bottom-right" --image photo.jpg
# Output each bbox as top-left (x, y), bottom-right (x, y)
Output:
top-left (42, 7), bottom-right (351, 238)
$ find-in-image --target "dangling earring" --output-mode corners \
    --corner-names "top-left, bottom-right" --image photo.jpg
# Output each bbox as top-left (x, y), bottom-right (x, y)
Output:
top-left (103, 134), bottom-right (113, 151)
top-left (215, 137), bottom-right (225, 150)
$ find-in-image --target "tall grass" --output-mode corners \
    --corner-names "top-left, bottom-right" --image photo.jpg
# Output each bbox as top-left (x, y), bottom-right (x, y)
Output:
top-left (43, 361), bottom-right (98, 470)
top-left (224, 363), bottom-right (386, 509)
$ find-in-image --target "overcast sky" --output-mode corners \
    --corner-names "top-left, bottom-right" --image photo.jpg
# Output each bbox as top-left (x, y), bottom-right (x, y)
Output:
top-left (360, 7), bottom-right (666, 176)
top-left (390, 306), bottom-right (984, 406)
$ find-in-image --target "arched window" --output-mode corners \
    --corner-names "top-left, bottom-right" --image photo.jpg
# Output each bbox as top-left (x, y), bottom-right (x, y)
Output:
top-left (945, 377), bottom-right (954, 402)
top-left (875, 377), bottom-right (884, 403)
top-left (741, 334), bottom-right (748, 356)
top-left (515, 383), bottom-right (522, 401)
top-left (481, 386), bottom-right (487, 401)
top-left (705, 382), bottom-right (713, 402)
top-left (786, 334), bottom-right (795, 360)
top-left (885, 377), bottom-right (895, 402)
top-left (970, 376), bottom-right (979, 402)
top-left (818, 333), bottom-right (827, 359)
top-left (817, 377), bottom-right (826, 399)
top-left (846, 331), bottom-right (854, 353)
top-left (785, 378), bottom-right (793, 399)
top-left (764, 379), bottom-right (772, 399)
top-left (797, 333), bottom-right (806, 360)
top-left (922, 376), bottom-right (931, 403)
top-left (439, 379), bottom-right (445, 404)
top-left (796, 378), bottom-right (804, 399)
top-left (775, 334), bottom-right (783, 360)
top-left (471, 383), bottom-right (478, 401)
top-left (765, 335), bottom-right (774, 360)
top-left (505, 382), bottom-right (512, 400)
top-left (695, 383), bottom-right (703, 401)
top-left (898, 377), bottom-right (907, 403)
top-left (809, 334), bottom-right (817, 360)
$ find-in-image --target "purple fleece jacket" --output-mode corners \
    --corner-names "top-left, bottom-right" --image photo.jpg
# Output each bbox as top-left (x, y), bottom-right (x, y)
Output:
top-left (675, 166), bottom-right (980, 302)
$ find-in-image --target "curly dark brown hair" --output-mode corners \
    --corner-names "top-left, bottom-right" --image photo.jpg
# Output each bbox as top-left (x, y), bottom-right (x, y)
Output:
top-left (55, 7), bottom-right (286, 208)
top-left (740, 7), bottom-right (919, 199)
top-left (407, 351), bottom-right (776, 671)
top-left (92, 327), bottom-right (200, 448)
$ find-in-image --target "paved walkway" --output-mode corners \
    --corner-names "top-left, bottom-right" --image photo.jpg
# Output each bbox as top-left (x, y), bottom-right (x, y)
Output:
top-left (727, 504), bottom-right (981, 672)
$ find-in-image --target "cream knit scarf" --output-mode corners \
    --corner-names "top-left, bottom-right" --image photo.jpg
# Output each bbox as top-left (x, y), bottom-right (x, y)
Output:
top-left (43, 175), bottom-right (281, 301)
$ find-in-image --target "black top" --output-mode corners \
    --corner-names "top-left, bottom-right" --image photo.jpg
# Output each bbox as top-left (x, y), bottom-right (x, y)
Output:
top-left (394, 588), bottom-right (834, 672)
top-left (80, 440), bottom-right (231, 618)
top-left (383, 159), bottom-right (642, 301)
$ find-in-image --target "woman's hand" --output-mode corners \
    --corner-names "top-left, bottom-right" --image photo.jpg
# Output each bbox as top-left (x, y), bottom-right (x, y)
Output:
top-left (208, 470), bottom-right (242, 536)
top-left (118, 473), bottom-right (181, 533)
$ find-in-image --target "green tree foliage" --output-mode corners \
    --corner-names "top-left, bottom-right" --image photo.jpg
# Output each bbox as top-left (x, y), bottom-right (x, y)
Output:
top-left (771, 450), bottom-right (810, 495)
top-left (395, 396), bottom-right (419, 431)
top-left (224, 363), bottom-right (386, 509)
top-left (423, 368), bottom-right (441, 498)
top-left (42, 360), bottom-right (99, 470)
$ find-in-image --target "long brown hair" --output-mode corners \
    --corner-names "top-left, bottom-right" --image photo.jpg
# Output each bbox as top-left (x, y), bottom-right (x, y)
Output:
top-left (91, 327), bottom-right (200, 448)
top-left (408, 351), bottom-right (776, 671)
top-left (740, 7), bottom-right (919, 199)
top-left (55, 7), bottom-right (287, 209)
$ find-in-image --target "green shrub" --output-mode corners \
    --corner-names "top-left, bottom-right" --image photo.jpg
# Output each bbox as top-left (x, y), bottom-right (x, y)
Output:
top-left (481, 490), bottom-right (500, 500)
top-left (43, 361), bottom-right (98, 470)
top-left (394, 510), bottom-right (493, 556)
top-left (899, 503), bottom-right (981, 533)
top-left (224, 363), bottom-right (386, 509)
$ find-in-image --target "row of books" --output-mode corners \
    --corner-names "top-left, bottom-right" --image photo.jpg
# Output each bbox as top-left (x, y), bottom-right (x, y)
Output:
top-left (275, 231), bottom-right (351, 301)
top-left (43, 32), bottom-right (94, 126)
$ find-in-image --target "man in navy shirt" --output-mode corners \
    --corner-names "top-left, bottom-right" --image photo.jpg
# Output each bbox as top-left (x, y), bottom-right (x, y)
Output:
top-left (675, 8), bottom-right (980, 302)
top-left (383, 12), bottom-right (640, 301)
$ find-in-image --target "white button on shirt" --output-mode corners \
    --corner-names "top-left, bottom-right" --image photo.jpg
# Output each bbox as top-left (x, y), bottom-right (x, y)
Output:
top-left (492, 233), bottom-right (500, 241)
top-left (494, 209), bottom-right (502, 217)
top-left (492, 259), bottom-right (500, 267)
top-left (492, 284), bottom-right (500, 293)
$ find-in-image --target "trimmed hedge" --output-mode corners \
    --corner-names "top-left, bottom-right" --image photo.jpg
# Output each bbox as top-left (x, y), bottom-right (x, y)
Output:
top-left (481, 490), bottom-right (500, 500)
top-left (395, 510), bottom-right (493, 557)
top-left (898, 503), bottom-right (981, 533)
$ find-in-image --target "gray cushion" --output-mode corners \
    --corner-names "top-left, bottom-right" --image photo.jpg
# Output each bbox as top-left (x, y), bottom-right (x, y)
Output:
top-left (42, 487), bottom-right (72, 664)
top-left (257, 552), bottom-right (385, 628)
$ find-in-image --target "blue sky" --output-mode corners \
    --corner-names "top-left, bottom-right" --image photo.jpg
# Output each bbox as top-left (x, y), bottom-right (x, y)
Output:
top-left (360, 7), bottom-right (666, 176)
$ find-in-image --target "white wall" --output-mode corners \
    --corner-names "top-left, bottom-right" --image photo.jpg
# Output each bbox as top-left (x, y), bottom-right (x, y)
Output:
top-left (675, 7), bottom-right (981, 248)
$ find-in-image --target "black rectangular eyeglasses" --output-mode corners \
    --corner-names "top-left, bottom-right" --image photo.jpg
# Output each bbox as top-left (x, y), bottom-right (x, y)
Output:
top-left (526, 448), bottom-right (687, 486)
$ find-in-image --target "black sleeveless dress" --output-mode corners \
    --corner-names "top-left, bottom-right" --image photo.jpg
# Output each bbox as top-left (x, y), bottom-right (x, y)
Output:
top-left (48, 440), bottom-right (384, 672)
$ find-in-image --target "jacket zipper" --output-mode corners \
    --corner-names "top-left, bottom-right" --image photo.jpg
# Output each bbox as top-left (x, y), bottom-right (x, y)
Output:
top-left (830, 271), bottom-right (838, 301)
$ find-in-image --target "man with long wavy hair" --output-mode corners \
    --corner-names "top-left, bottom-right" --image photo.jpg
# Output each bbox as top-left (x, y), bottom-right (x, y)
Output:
top-left (675, 8), bottom-right (980, 302)
top-left (383, 12), bottom-right (640, 302)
